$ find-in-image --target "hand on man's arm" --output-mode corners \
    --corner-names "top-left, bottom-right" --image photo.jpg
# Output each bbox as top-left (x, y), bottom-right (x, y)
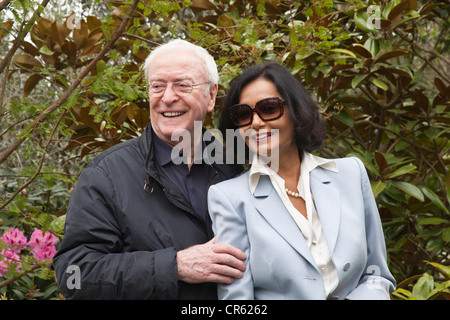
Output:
top-left (176, 237), bottom-right (247, 284)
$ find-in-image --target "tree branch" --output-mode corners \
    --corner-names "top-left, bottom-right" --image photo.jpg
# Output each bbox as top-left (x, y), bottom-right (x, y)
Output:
top-left (0, 109), bottom-right (66, 211)
top-left (0, 0), bottom-right (11, 12)
top-left (0, 0), bottom-right (141, 165)
top-left (0, 0), bottom-right (50, 75)
top-left (395, 28), bottom-right (450, 66)
top-left (394, 28), bottom-right (450, 83)
top-left (0, 264), bottom-right (41, 289)
top-left (356, 119), bottom-right (435, 154)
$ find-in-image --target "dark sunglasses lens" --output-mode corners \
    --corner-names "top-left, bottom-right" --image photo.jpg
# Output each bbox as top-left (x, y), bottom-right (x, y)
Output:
top-left (257, 98), bottom-right (283, 120)
top-left (232, 105), bottom-right (253, 126)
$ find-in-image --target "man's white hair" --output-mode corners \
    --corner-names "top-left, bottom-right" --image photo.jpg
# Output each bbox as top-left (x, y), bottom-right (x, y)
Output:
top-left (143, 39), bottom-right (219, 86)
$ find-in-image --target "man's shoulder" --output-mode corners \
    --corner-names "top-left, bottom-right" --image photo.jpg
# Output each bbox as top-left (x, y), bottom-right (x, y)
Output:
top-left (87, 136), bottom-right (142, 170)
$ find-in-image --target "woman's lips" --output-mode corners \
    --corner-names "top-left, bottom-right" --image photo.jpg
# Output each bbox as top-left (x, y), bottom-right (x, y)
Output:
top-left (252, 131), bottom-right (273, 142)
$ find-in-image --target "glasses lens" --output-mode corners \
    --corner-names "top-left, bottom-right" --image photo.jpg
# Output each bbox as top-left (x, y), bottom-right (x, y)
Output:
top-left (173, 81), bottom-right (193, 95)
top-left (150, 82), bottom-right (166, 94)
top-left (257, 97), bottom-right (283, 121)
top-left (231, 104), bottom-right (253, 127)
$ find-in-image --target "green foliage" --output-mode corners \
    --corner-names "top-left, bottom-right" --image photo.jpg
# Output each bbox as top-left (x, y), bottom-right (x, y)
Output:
top-left (393, 261), bottom-right (450, 299)
top-left (0, 0), bottom-right (448, 299)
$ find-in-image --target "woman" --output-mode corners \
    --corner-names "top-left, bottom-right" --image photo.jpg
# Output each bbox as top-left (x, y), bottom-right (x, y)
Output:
top-left (207, 62), bottom-right (396, 300)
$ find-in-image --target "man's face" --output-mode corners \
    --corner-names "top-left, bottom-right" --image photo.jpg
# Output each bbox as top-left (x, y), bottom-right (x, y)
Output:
top-left (147, 49), bottom-right (217, 147)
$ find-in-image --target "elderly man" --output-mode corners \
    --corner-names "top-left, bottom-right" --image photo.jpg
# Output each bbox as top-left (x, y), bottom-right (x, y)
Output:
top-left (54, 39), bottom-right (246, 299)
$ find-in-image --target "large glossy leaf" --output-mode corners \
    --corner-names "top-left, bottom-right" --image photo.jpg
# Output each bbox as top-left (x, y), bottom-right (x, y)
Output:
top-left (351, 74), bottom-right (368, 88)
top-left (375, 49), bottom-right (410, 63)
top-left (364, 37), bottom-right (380, 57)
top-left (12, 54), bottom-right (42, 69)
top-left (420, 186), bottom-right (450, 213)
top-left (371, 180), bottom-right (387, 197)
top-left (370, 78), bottom-right (388, 91)
top-left (391, 181), bottom-right (424, 201)
top-left (411, 273), bottom-right (434, 299)
top-left (351, 43), bottom-right (372, 58)
top-left (355, 11), bottom-right (374, 32)
top-left (387, 164), bottom-right (417, 178)
top-left (388, 0), bottom-right (417, 21)
top-left (190, 0), bottom-right (216, 10)
top-left (24, 74), bottom-right (43, 96)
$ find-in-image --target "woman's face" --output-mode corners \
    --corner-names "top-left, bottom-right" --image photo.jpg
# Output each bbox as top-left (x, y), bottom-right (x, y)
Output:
top-left (237, 78), bottom-right (297, 162)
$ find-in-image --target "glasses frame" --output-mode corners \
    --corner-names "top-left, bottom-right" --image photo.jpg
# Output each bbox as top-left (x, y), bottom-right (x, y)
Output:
top-left (229, 96), bottom-right (286, 127)
top-left (148, 81), bottom-right (210, 96)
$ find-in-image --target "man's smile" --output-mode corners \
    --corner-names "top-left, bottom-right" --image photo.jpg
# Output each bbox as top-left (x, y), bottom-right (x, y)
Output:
top-left (162, 111), bottom-right (186, 117)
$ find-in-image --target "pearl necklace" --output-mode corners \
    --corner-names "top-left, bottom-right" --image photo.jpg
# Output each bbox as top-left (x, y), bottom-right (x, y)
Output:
top-left (285, 187), bottom-right (301, 198)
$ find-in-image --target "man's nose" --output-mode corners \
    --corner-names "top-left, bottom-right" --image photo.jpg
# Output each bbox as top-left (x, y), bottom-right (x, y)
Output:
top-left (161, 84), bottom-right (179, 103)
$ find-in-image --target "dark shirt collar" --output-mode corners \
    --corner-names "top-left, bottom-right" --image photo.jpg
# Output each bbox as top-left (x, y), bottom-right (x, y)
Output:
top-left (152, 130), bottom-right (175, 166)
top-left (152, 129), bottom-right (207, 167)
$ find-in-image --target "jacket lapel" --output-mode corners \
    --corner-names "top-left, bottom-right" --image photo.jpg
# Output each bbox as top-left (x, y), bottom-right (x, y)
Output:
top-left (253, 175), bottom-right (317, 269)
top-left (310, 167), bottom-right (341, 255)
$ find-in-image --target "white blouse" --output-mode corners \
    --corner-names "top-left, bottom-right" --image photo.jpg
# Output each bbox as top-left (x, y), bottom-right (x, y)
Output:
top-left (248, 152), bottom-right (339, 297)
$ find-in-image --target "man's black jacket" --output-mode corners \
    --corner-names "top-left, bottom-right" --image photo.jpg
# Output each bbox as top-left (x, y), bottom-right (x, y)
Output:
top-left (53, 123), bottom-right (242, 299)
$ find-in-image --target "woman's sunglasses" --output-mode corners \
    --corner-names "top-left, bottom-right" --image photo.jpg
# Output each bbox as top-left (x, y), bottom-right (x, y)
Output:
top-left (229, 96), bottom-right (286, 127)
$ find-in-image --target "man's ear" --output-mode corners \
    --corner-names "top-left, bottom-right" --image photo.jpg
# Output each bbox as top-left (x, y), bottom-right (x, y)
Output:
top-left (207, 83), bottom-right (218, 112)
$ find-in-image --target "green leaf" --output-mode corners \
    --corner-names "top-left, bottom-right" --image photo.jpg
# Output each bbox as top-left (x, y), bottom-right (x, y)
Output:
top-left (442, 228), bottom-right (450, 243)
top-left (420, 186), bottom-right (449, 213)
top-left (417, 217), bottom-right (448, 225)
top-left (65, 87), bottom-right (81, 110)
top-left (388, 164), bottom-right (417, 178)
top-left (426, 261), bottom-right (450, 279)
top-left (364, 37), bottom-right (380, 57)
top-left (352, 74), bottom-right (368, 88)
top-left (96, 60), bottom-right (106, 73)
top-left (354, 11), bottom-right (374, 32)
top-left (334, 108), bottom-right (354, 127)
top-left (392, 288), bottom-right (413, 300)
top-left (425, 238), bottom-right (444, 253)
top-left (39, 45), bottom-right (55, 55)
top-left (330, 48), bottom-right (356, 59)
top-left (370, 78), bottom-right (388, 91)
top-left (411, 273), bottom-right (434, 299)
top-left (371, 180), bottom-right (386, 197)
top-left (391, 181), bottom-right (424, 201)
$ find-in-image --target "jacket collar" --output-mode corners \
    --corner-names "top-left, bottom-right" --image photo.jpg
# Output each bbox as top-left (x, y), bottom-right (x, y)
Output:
top-left (249, 151), bottom-right (338, 196)
top-left (141, 123), bottom-right (242, 183)
top-left (252, 160), bottom-right (341, 267)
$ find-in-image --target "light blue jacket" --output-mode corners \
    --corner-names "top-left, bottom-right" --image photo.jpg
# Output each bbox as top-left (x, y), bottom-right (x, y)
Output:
top-left (208, 157), bottom-right (396, 300)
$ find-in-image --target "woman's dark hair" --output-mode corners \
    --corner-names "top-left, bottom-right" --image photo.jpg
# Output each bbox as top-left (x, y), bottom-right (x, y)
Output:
top-left (219, 61), bottom-right (326, 161)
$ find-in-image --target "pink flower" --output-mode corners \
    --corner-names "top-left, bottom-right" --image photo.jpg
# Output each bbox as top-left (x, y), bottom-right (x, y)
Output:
top-left (28, 229), bottom-right (58, 251)
top-left (32, 246), bottom-right (57, 262)
top-left (1, 228), bottom-right (28, 253)
top-left (28, 229), bottom-right (58, 262)
top-left (0, 249), bottom-right (22, 276)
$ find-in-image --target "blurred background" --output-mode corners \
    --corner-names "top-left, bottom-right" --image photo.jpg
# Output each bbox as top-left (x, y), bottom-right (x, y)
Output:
top-left (0, 0), bottom-right (448, 299)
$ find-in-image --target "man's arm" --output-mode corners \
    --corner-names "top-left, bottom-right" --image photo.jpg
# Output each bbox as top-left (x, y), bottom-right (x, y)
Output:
top-left (53, 165), bottom-right (178, 299)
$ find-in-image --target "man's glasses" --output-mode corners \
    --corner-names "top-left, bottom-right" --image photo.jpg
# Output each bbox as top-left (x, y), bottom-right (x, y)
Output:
top-left (229, 96), bottom-right (286, 127)
top-left (149, 81), bottom-right (210, 96)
